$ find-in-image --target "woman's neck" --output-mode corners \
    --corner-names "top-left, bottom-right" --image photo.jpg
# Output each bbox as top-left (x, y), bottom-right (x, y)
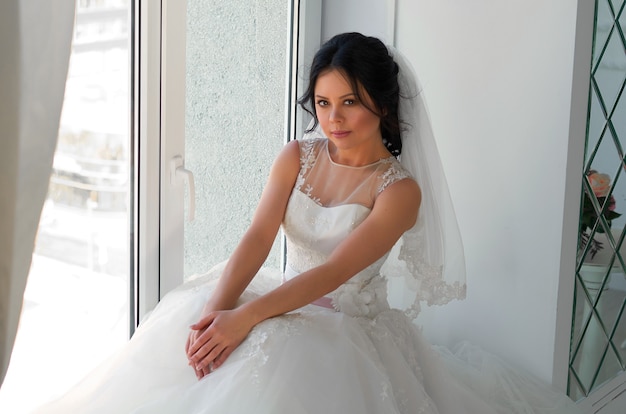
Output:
top-left (326, 140), bottom-right (392, 167)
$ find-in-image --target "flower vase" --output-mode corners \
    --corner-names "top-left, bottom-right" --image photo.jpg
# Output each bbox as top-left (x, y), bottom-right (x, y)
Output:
top-left (579, 263), bottom-right (611, 295)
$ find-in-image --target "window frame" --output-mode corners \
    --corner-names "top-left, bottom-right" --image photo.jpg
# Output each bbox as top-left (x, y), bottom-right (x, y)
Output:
top-left (134, 0), bottom-right (321, 325)
top-left (134, 0), bottom-right (162, 325)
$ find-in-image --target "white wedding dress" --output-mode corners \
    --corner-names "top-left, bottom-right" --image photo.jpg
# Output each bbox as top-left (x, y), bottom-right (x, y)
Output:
top-left (35, 138), bottom-right (579, 414)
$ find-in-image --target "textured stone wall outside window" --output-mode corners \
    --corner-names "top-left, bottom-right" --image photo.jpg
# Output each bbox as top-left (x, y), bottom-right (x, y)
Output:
top-left (184, 0), bottom-right (290, 278)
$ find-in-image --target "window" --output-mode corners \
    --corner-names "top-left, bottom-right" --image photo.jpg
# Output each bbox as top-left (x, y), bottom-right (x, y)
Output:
top-left (157, 0), bottom-right (299, 295)
top-left (0, 1), bottom-right (304, 411)
top-left (0, 1), bottom-right (132, 411)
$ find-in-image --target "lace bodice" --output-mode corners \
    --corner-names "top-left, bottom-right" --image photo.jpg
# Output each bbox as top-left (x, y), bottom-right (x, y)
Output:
top-left (282, 138), bottom-right (412, 318)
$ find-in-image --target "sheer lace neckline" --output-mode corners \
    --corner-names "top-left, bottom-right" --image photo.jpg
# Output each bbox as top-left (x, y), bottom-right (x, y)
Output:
top-left (293, 188), bottom-right (372, 211)
top-left (294, 138), bottom-right (411, 209)
top-left (324, 140), bottom-right (395, 169)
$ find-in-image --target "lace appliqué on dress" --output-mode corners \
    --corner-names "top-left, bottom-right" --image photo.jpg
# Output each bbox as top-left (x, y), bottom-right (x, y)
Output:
top-left (356, 311), bottom-right (438, 414)
top-left (288, 138), bottom-right (465, 320)
top-left (235, 312), bottom-right (315, 388)
top-left (329, 259), bottom-right (390, 318)
top-left (294, 140), bottom-right (316, 187)
top-left (377, 158), bottom-right (411, 194)
top-left (395, 225), bottom-right (467, 319)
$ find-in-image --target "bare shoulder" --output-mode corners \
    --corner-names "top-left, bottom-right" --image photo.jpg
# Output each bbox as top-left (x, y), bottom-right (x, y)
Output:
top-left (381, 177), bottom-right (421, 205)
top-left (278, 139), bottom-right (300, 164)
top-left (269, 140), bottom-right (301, 178)
top-left (282, 138), bottom-right (301, 156)
top-left (373, 177), bottom-right (422, 230)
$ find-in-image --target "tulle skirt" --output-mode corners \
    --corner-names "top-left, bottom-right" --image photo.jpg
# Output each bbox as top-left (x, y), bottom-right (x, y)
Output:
top-left (34, 263), bottom-right (580, 414)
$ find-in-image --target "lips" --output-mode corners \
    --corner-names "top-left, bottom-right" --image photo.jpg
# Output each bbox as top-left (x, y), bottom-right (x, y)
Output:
top-left (331, 130), bottom-right (350, 138)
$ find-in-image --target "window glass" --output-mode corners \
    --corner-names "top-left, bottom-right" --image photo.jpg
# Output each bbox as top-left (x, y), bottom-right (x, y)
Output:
top-left (184, 0), bottom-right (291, 278)
top-left (0, 1), bottom-right (132, 411)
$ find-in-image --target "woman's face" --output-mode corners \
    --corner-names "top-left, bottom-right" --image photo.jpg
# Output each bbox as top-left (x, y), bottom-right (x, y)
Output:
top-left (314, 69), bottom-right (382, 157)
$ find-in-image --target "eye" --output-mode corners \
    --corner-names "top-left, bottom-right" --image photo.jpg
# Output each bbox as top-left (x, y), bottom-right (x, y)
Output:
top-left (316, 99), bottom-right (328, 107)
top-left (344, 99), bottom-right (355, 105)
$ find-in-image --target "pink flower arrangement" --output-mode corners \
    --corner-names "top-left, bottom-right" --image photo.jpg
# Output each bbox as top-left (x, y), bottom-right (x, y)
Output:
top-left (589, 171), bottom-right (611, 198)
top-left (580, 170), bottom-right (621, 259)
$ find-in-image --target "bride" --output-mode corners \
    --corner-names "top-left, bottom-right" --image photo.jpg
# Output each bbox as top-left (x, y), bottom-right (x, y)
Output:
top-left (35, 32), bottom-right (579, 413)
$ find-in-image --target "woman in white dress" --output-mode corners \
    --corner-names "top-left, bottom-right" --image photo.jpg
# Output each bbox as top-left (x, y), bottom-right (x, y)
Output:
top-left (35, 32), bottom-right (580, 414)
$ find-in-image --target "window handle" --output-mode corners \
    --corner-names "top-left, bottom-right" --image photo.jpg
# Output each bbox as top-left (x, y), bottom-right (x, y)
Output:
top-left (170, 155), bottom-right (195, 221)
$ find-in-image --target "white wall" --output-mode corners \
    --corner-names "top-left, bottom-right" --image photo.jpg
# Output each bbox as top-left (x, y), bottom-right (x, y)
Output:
top-left (321, 0), bottom-right (393, 43)
top-left (395, 0), bottom-right (580, 384)
top-left (319, 0), bottom-right (584, 386)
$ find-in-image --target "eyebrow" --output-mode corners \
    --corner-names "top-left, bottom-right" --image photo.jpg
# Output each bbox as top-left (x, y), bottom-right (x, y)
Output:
top-left (314, 92), bottom-right (357, 99)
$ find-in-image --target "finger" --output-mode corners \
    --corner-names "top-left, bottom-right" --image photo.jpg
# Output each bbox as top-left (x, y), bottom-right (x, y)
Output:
top-left (188, 337), bottom-right (208, 359)
top-left (188, 328), bottom-right (217, 356)
top-left (190, 313), bottom-right (216, 331)
top-left (212, 347), bottom-right (234, 370)
top-left (189, 344), bottom-right (203, 378)
top-left (186, 330), bottom-right (201, 360)
top-left (189, 335), bottom-right (221, 365)
top-left (196, 344), bottom-right (226, 372)
top-left (187, 331), bottom-right (205, 357)
top-left (194, 342), bottom-right (222, 372)
top-left (192, 346), bottom-right (206, 375)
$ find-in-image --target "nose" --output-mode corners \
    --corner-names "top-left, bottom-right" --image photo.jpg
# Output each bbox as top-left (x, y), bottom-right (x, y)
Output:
top-left (329, 106), bottom-right (343, 123)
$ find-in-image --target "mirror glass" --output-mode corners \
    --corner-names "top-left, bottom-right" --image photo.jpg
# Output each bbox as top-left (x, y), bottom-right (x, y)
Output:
top-left (569, 0), bottom-right (626, 400)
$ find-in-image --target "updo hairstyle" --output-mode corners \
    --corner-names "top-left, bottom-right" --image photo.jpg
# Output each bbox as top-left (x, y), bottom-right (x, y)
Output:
top-left (298, 32), bottom-right (402, 156)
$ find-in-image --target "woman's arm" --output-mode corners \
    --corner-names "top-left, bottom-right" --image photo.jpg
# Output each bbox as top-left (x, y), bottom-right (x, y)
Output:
top-left (188, 177), bottom-right (421, 373)
top-left (186, 140), bottom-right (300, 378)
top-left (246, 178), bottom-right (421, 320)
top-left (200, 140), bottom-right (301, 312)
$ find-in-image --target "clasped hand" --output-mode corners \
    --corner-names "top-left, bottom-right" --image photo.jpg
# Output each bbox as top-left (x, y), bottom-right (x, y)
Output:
top-left (185, 308), bottom-right (253, 379)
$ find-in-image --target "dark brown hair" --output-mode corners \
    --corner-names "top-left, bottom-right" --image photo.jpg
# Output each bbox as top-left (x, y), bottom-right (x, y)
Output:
top-left (298, 32), bottom-right (401, 156)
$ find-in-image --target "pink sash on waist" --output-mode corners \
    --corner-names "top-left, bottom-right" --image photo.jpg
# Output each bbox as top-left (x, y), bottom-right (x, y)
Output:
top-left (282, 265), bottom-right (336, 310)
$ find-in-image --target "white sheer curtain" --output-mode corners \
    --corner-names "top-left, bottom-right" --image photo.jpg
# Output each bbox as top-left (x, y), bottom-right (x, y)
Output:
top-left (0, 0), bottom-right (75, 384)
